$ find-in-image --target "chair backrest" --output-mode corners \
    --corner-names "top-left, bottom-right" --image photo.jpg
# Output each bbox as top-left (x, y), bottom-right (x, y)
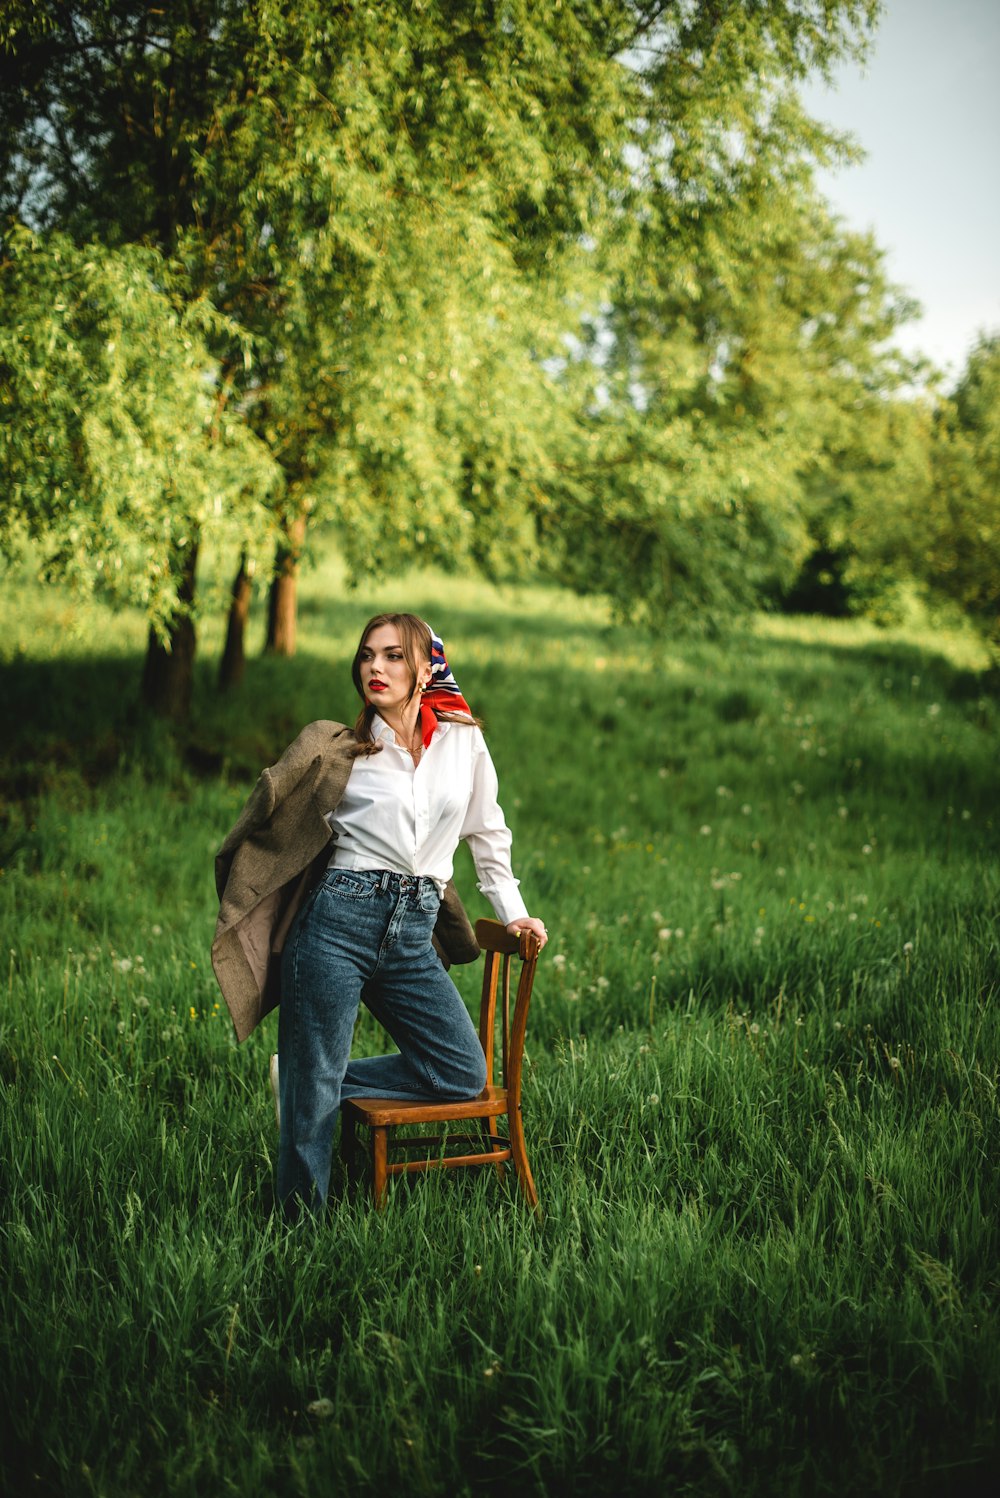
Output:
top-left (474, 919), bottom-right (540, 1102)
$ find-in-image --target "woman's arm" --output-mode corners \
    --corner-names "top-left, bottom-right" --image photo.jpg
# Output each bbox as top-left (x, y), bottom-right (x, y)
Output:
top-left (459, 731), bottom-right (548, 948)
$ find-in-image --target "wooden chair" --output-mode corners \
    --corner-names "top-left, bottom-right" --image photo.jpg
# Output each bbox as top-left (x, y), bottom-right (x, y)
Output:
top-left (339, 919), bottom-right (542, 1210)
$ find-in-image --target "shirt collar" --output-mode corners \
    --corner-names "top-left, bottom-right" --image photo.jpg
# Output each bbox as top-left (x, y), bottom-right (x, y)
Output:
top-left (372, 713), bottom-right (451, 746)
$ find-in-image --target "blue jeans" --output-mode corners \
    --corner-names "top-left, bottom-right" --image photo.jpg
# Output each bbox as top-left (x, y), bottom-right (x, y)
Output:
top-left (276, 867), bottom-right (487, 1212)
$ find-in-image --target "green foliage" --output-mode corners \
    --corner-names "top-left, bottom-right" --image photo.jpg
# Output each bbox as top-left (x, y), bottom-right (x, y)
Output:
top-left (0, 0), bottom-right (905, 638)
top-left (0, 1), bottom-right (632, 594)
top-left (0, 225), bottom-right (280, 632)
top-left (1, 547), bottom-right (997, 1495)
top-left (542, 66), bottom-right (922, 627)
top-left (919, 335), bottom-right (1000, 659)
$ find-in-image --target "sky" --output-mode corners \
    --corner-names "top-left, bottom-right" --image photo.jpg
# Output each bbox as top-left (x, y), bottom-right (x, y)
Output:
top-left (799, 0), bottom-right (1000, 385)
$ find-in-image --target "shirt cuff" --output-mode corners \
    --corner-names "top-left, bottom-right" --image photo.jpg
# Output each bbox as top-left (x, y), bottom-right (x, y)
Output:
top-left (479, 878), bottom-right (529, 927)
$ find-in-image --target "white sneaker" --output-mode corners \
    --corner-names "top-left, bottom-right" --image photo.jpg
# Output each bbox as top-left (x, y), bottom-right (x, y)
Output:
top-left (269, 1053), bottom-right (280, 1130)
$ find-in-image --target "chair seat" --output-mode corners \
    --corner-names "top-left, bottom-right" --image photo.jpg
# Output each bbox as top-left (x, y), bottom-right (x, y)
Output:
top-left (342, 1085), bottom-right (509, 1128)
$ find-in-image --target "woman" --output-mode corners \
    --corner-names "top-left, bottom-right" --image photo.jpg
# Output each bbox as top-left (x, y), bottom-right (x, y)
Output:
top-left (212, 613), bottom-right (546, 1215)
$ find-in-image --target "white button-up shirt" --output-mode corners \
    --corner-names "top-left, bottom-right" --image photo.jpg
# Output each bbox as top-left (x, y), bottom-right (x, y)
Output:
top-left (325, 715), bottom-right (529, 926)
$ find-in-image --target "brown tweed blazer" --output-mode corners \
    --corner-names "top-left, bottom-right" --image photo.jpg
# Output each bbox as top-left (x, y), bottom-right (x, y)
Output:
top-left (211, 719), bottom-right (480, 1042)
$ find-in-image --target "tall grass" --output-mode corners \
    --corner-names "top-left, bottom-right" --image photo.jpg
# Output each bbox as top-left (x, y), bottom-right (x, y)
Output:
top-left (1, 544), bottom-right (997, 1496)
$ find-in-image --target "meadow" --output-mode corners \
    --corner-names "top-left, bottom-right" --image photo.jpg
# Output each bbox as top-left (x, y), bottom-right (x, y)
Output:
top-left (1, 543), bottom-right (997, 1497)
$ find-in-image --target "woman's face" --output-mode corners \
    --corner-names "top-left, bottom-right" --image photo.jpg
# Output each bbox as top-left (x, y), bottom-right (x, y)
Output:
top-left (358, 622), bottom-right (431, 715)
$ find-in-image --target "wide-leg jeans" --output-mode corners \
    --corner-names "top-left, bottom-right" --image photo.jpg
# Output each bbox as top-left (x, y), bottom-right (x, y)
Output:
top-left (276, 867), bottom-right (488, 1212)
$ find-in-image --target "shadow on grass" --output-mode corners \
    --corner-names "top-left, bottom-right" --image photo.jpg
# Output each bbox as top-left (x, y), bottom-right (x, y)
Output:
top-left (0, 606), bottom-right (994, 807)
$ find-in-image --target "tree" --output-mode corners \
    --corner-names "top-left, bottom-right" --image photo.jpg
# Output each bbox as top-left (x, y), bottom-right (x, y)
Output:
top-left (0, 1), bottom-right (634, 692)
top-left (2, 0), bottom-right (904, 680)
top-left (0, 226), bottom-right (279, 716)
top-left (919, 335), bottom-right (1000, 661)
top-left (538, 43), bottom-right (917, 627)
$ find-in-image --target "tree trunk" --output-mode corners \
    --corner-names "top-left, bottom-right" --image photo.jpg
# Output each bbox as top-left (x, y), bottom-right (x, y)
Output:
top-left (265, 509), bottom-right (307, 657)
top-left (140, 540), bottom-right (199, 721)
top-left (218, 552), bottom-right (254, 690)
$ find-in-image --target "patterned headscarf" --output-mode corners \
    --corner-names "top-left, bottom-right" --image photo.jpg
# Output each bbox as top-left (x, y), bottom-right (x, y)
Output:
top-left (419, 623), bottom-right (473, 747)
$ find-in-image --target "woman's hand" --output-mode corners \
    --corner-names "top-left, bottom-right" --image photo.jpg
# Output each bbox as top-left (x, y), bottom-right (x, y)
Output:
top-left (506, 916), bottom-right (548, 950)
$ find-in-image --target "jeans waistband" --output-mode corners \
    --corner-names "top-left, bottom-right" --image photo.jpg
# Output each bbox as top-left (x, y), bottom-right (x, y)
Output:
top-left (324, 866), bottom-right (439, 896)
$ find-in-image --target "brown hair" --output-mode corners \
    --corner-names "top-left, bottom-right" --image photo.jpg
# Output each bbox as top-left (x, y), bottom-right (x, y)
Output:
top-left (349, 612), bottom-right (478, 754)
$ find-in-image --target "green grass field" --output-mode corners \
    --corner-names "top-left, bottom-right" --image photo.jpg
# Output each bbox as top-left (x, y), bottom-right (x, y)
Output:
top-left (1, 544), bottom-right (997, 1496)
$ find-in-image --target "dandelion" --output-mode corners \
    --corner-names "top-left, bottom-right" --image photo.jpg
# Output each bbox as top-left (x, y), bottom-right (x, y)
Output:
top-left (961, 809), bottom-right (971, 821)
top-left (699, 825), bottom-right (712, 836)
top-left (135, 995), bottom-right (150, 1010)
top-left (848, 912), bottom-right (858, 922)
top-left (674, 928), bottom-right (685, 939)
top-left (927, 703), bottom-right (941, 717)
top-left (307, 1398), bottom-right (335, 1419)
top-left (647, 1093), bottom-right (659, 1106)
top-left (551, 954), bottom-right (567, 969)
top-left (862, 844), bottom-right (872, 856)
top-left (838, 806), bottom-right (848, 819)
top-left (151, 924), bottom-right (162, 937)
top-left (473, 1264), bottom-right (482, 1277)
top-left (651, 910), bottom-right (663, 924)
top-left (741, 804), bottom-right (752, 815)
top-left (749, 1022), bottom-right (760, 1036)
top-left (596, 976), bottom-right (610, 991)
top-left (113, 957), bottom-right (133, 974)
top-left (902, 941), bottom-right (914, 956)
top-left (639, 1043), bottom-right (650, 1054)
top-left (117, 1021), bottom-right (126, 1034)
top-left (658, 928), bottom-right (672, 941)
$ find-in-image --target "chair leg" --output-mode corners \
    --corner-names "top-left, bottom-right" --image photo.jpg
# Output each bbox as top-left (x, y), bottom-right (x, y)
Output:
top-left (372, 1126), bottom-right (389, 1209)
top-left (508, 1105), bottom-right (539, 1212)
